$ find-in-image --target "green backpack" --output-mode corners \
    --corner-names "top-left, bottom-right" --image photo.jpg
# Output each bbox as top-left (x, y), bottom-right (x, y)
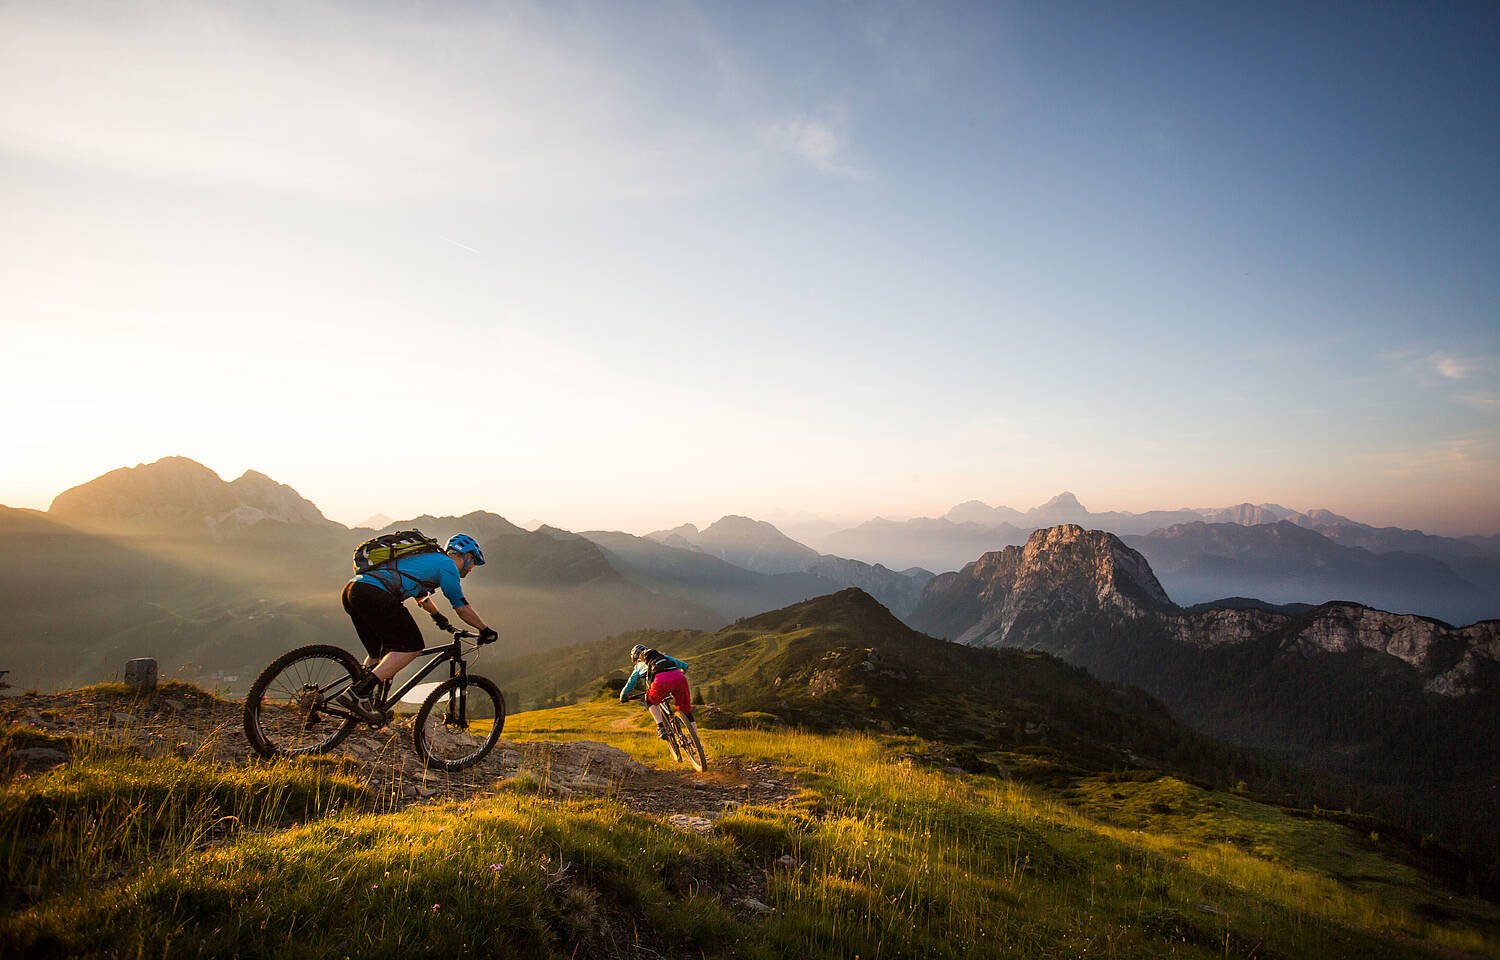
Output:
top-left (352, 530), bottom-right (444, 575)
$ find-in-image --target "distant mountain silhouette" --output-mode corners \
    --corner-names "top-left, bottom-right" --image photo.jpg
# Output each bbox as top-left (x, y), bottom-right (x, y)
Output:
top-left (14, 461), bottom-right (940, 692)
top-left (49, 456), bottom-right (337, 534)
top-left (801, 492), bottom-right (1500, 622)
top-left (580, 529), bottom-right (845, 620)
top-left (10, 461), bottom-right (719, 690)
top-left (815, 516), bottom-right (1029, 574)
top-left (649, 515), bottom-right (819, 574)
top-left (645, 515), bottom-right (931, 615)
top-left (1126, 521), bottom-right (1496, 626)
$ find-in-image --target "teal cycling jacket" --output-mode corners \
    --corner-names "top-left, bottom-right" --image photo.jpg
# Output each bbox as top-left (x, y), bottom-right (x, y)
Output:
top-left (619, 655), bottom-right (689, 701)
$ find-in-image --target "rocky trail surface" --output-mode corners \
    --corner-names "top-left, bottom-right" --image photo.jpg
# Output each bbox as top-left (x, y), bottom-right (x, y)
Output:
top-left (0, 686), bottom-right (799, 831)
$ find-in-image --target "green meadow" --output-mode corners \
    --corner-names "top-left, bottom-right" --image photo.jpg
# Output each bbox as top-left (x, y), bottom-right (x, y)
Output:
top-left (3, 691), bottom-right (1497, 959)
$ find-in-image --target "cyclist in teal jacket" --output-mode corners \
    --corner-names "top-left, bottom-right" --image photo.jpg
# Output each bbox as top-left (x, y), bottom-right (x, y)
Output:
top-left (620, 644), bottom-right (694, 741)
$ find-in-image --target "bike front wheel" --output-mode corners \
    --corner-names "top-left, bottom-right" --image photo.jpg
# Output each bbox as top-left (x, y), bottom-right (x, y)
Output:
top-left (671, 713), bottom-right (706, 772)
top-left (413, 675), bottom-right (506, 771)
top-left (244, 644), bottom-right (362, 758)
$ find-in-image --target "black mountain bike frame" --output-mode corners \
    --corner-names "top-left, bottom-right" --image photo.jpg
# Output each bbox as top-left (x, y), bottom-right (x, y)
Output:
top-left (327, 631), bottom-right (476, 720)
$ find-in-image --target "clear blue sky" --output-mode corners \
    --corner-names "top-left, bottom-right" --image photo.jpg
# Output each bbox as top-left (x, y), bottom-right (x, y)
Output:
top-left (2, 1), bottom-right (1496, 534)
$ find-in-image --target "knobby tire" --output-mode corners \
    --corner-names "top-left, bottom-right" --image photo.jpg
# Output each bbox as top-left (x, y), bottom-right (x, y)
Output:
top-left (412, 674), bottom-right (506, 772)
top-left (243, 644), bottom-right (362, 758)
top-left (672, 713), bottom-right (706, 772)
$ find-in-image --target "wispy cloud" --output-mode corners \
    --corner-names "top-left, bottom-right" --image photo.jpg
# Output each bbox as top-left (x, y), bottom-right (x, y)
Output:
top-left (1455, 391), bottom-right (1500, 410)
top-left (1358, 431), bottom-right (1499, 479)
top-left (763, 114), bottom-right (873, 180)
top-left (0, 2), bottom-right (756, 203)
top-left (1429, 351), bottom-right (1480, 380)
top-left (439, 237), bottom-right (481, 256)
top-left (1382, 346), bottom-right (1498, 406)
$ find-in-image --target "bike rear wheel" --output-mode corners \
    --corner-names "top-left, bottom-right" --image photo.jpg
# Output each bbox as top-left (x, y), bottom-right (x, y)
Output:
top-left (663, 719), bottom-right (683, 762)
top-left (671, 712), bottom-right (706, 772)
top-left (413, 675), bottom-right (505, 771)
top-left (656, 694), bottom-right (683, 762)
top-left (244, 644), bottom-right (362, 758)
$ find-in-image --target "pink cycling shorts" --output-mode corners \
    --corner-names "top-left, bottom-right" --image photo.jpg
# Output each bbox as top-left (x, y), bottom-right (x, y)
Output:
top-left (646, 669), bottom-right (691, 713)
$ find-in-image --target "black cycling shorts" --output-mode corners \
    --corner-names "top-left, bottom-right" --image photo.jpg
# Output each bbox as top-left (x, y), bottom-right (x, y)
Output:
top-left (342, 580), bottom-right (424, 658)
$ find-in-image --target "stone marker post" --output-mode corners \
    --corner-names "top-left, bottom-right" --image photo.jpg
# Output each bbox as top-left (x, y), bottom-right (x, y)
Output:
top-left (124, 658), bottom-right (158, 693)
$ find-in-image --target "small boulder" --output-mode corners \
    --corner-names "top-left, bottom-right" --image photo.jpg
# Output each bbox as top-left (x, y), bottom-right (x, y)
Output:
top-left (735, 897), bottom-right (775, 916)
top-left (14, 747), bottom-right (69, 767)
top-left (124, 659), bottom-right (157, 693)
top-left (667, 814), bottom-right (714, 834)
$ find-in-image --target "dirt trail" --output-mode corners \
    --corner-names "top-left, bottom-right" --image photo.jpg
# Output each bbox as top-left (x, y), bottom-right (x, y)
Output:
top-left (1, 688), bottom-right (798, 828)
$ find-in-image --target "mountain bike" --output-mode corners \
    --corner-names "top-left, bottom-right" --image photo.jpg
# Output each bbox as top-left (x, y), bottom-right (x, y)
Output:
top-left (243, 625), bottom-right (505, 771)
top-left (629, 692), bottom-right (706, 772)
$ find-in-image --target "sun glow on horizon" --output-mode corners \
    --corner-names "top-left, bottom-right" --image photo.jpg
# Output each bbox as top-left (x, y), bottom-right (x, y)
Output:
top-left (2, 1), bottom-right (1496, 537)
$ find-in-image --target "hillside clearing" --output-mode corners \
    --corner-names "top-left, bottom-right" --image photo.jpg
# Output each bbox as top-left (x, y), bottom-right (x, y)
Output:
top-left (2, 686), bottom-right (1498, 958)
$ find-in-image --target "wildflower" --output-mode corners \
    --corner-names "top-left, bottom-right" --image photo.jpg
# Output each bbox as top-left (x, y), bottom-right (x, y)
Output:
top-left (488, 863), bottom-right (505, 872)
top-left (431, 904), bottom-right (441, 912)
top-left (370, 884), bottom-right (378, 891)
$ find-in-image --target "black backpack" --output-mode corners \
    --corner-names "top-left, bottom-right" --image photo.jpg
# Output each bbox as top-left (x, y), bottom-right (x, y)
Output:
top-left (352, 530), bottom-right (444, 575)
top-left (351, 530), bottom-right (446, 597)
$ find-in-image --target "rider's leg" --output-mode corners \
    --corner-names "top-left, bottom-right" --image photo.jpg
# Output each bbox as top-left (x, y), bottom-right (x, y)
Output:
top-left (344, 582), bottom-right (387, 670)
top-left (342, 586), bottom-right (423, 701)
top-left (370, 650), bottom-right (419, 684)
top-left (644, 689), bottom-right (671, 739)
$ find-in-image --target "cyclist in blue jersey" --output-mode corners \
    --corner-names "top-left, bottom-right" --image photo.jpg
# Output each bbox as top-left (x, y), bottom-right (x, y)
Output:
top-left (336, 533), bottom-right (497, 722)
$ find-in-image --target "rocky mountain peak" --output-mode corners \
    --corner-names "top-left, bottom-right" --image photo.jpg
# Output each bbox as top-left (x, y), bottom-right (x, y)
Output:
top-left (1040, 492), bottom-right (1084, 511)
top-left (1015, 524), bottom-right (1173, 611)
top-left (701, 515), bottom-right (790, 539)
top-left (223, 470), bottom-right (333, 527)
top-left (48, 456), bottom-right (335, 533)
top-left (910, 524), bottom-right (1174, 648)
top-left (687, 516), bottom-right (819, 575)
top-left (646, 522), bottom-right (700, 544)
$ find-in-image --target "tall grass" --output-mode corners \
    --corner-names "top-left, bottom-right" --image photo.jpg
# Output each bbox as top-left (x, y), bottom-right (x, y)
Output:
top-left (515, 703), bottom-right (1500, 958)
top-left (1, 733), bottom-right (368, 911)
top-left (2, 699), bottom-right (1496, 958)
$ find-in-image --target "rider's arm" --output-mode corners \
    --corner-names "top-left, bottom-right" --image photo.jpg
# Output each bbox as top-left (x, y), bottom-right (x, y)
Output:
top-left (619, 663), bottom-right (645, 701)
top-left (435, 558), bottom-right (470, 611)
top-left (451, 604), bottom-right (488, 632)
top-left (416, 596), bottom-right (441, 616)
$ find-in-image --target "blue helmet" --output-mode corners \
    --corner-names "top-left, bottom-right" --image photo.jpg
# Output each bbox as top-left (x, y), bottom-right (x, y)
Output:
top-left (445, 533), bottom-right (485, 566)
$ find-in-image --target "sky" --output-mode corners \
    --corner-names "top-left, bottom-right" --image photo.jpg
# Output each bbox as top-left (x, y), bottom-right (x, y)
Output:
top-left (2, 0), bottom-right (1497, 536)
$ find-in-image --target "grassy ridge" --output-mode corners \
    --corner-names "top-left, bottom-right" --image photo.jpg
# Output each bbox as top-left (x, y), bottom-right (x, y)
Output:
top-left (498, 590), bottom-right (1324, 804)
top-left (5, 695), bottom-right (1496, 959)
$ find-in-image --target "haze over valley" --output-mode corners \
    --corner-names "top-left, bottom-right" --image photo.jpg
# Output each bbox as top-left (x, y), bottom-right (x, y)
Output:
top-left (11, 456), bottom-right (1499, 697)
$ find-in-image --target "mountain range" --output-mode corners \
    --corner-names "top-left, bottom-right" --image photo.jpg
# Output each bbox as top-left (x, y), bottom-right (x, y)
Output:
top-left (1, 458), bottom-right (927, 690)
top-left (806, 492), bottom-right (1500, 624)
top-left (8, 457), bottom-right (1499, 695)
top-left (907, 524), bottom-right (1500, 859)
